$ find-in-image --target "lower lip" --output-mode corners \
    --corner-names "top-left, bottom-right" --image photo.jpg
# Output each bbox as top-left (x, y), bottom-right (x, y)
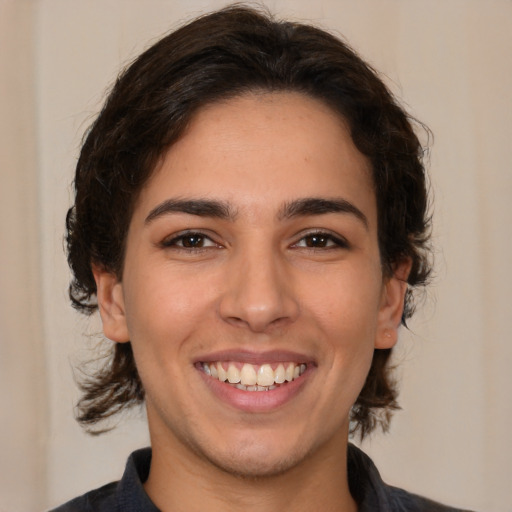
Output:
top-left (197, 367), bottom-right (311, 413)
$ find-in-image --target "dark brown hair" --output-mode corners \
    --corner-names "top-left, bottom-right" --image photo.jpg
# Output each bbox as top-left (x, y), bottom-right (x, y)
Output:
top-left (67, 5), bottom-right (432, 437)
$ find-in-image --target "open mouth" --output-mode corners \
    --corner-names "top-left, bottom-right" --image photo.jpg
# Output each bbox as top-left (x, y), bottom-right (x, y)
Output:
top-left (200, 361), bottom-right (307, 391)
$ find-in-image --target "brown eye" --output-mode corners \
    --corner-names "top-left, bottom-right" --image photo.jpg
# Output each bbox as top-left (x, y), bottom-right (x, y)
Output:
top-left (293, 232), bottom-right (349, 250)
top-left (162, 232), bottom-right (218, 249)
top-left (304, 234), bottom-right (330, 248)
top-left (181, 234), bottom-right (206, 248)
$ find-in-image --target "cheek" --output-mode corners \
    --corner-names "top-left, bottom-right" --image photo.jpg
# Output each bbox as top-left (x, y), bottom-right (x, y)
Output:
top-left (303, 266), bottom-right (383, 386)
top-left (122, 265), bottom-right (219, 352)
top-left (304, 264), bottom-right (382, 331)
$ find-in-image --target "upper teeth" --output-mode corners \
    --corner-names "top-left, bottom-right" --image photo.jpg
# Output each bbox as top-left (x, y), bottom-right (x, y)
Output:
top-left (202, 362), bottom-right (306, 388)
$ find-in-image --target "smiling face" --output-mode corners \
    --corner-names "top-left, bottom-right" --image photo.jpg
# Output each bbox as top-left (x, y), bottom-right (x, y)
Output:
top-left (94, 92), bottom-right (407, 481)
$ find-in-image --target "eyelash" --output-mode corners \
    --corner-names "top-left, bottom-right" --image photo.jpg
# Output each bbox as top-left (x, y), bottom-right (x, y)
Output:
top-left (161, 231), bottom-right (219, 250)
top-left (160, 230), bottom-right (349, 251)
top-left (291, 231), bottom-right (349, 250)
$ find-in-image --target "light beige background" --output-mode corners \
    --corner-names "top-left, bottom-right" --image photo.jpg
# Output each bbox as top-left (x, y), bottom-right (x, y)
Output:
top-left (1, 0), bottom-right (511, 511)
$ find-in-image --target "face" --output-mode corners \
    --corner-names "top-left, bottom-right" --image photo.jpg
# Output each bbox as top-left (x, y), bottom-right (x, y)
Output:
top-left (95, 92), bottom-right (407, 478)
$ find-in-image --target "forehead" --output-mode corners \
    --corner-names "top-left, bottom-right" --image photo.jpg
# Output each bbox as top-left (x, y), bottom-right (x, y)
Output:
top-left (136, 92), bottom-right (375, 225)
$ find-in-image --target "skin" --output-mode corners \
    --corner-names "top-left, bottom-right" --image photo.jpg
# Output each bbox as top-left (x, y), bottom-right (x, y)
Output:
top-left (94, 92), bottom-right (409, 512)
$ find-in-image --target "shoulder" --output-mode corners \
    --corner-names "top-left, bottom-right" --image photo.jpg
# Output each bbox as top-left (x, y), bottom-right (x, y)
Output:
top-left (387, 485), bottom-right (475, 512)
top-left (47, 447), bottom-right (156, 512)
top-left (48, 481), bottom-right (118, 512)
top-left (347, 444), bottom-right (475, 512)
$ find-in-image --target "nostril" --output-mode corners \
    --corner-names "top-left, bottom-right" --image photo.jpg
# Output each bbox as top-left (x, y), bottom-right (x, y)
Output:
top-left (224, 315), bottom-right (250, 329)
top-left (224, 313), bottom-right (292, 333)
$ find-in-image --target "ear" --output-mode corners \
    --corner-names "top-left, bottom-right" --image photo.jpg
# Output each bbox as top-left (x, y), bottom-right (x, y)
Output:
top-left (92, 266), bottom-right (130, 343)
top-left (375, 259), bottom-right (412, 349)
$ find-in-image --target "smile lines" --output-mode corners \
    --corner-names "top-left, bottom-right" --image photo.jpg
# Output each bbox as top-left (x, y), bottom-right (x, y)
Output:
top-left (201, 362), bottom-right (307, 391)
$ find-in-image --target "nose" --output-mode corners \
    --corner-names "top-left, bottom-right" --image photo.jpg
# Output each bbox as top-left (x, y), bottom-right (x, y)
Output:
top-left (219, 247), bottom-right (300, 333)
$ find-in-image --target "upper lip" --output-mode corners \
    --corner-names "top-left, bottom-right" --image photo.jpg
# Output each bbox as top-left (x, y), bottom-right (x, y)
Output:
top-left (194, 349), bottom-right (315, 365)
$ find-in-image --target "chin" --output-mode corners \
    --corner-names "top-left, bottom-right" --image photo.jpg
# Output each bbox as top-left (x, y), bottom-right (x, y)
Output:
top-left (191, 433), bottom-right (314, 479)
top-left (205, 449), bottom-right (308, 479)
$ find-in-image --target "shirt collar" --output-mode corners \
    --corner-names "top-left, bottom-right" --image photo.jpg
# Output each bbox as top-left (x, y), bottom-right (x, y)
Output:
top-left (116, 444), bottom-right (390, 511)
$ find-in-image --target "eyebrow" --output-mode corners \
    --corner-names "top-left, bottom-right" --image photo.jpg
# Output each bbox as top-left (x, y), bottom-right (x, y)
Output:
top-left (145, 198), bottom-right (236, 224)
top-left (144, 196), bottom-right (368, 228)
top-left (278, 197), bottom-right (368, 228)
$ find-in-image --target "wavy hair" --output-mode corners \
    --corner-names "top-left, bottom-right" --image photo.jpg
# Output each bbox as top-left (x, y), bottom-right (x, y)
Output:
top-left (67, 5), bottom-right (432, 437)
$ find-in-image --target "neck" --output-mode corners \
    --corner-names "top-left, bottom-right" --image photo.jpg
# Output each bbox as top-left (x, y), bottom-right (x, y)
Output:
top-left (144, 426), bottom-right (357, 512)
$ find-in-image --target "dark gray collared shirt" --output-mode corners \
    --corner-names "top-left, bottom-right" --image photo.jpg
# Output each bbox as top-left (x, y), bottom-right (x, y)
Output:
top-left (50, 445), bottom-right (473, 511)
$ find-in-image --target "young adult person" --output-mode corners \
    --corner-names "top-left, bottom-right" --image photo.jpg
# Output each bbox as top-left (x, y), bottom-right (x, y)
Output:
top-left (52, 5), bottom-right (471, 511)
